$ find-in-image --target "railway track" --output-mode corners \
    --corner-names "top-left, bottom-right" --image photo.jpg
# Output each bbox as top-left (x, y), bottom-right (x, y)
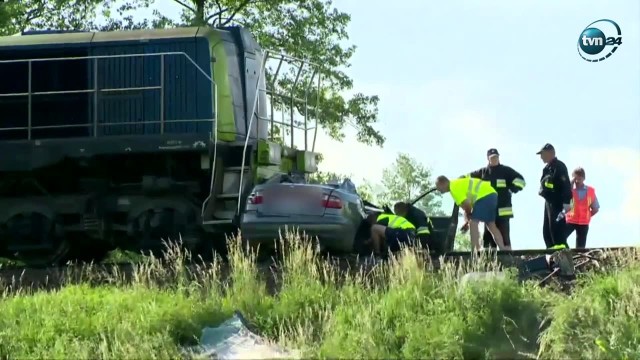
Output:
top-left (0, 246), bottom-right (636, 294)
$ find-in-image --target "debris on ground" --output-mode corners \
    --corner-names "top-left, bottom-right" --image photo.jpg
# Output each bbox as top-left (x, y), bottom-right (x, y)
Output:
top-left (516, 249), bottom-right (610, 291)
top-left (459, 249), bottom-right (610, 292)
top-left (184, 311), bottom-right (299, 359)
top-left (460, 271), bottom-right (507, 287)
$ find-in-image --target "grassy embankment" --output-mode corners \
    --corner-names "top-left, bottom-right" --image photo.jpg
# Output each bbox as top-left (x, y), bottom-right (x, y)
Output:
top-left (0, 234), bottom-right (639, 359)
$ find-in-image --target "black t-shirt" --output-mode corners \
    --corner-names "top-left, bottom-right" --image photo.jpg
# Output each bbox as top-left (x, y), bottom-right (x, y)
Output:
top-left (540, 158), bottom-right (572, 206)
top-left (405, 205), bottom-right (428, 228)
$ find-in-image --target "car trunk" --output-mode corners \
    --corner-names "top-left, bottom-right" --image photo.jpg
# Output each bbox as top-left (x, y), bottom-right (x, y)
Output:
top-left (257, 183), bottom-right (330, 217)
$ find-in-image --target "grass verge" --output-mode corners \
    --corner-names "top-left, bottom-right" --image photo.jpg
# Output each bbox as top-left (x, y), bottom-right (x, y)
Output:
top-left (0, 232), bottom-right (638, 359)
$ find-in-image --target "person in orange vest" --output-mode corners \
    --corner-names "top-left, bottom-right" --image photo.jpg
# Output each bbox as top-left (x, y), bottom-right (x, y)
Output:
top-left (564, 167), bottom-right (599, 248)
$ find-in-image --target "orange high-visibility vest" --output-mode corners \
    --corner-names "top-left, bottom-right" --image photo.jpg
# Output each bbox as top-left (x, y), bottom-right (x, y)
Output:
top-left (565, 186), bottom-right (596, 225)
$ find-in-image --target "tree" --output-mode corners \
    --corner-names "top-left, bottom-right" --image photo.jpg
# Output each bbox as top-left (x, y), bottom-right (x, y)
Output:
top-left (378, 153), bottom-right (443, 216)
top-left (0, 0), bottom-right (152, 35)
top-left (308, 170), bottom-right (346, 184)
top-left (454, 231), bottom-right (472, 251)
top-left (155, 0), bottom-right (385, 146)
top-left (308, 171), bottom-right (377, 203)
top-left (0, 2), bottom-right (14, 31)
top-left (355, 180), bottom-right (377, 203)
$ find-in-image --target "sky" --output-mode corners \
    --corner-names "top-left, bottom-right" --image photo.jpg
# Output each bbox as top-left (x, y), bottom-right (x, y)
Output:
top-left (145, 0), bottom-right (640, 249)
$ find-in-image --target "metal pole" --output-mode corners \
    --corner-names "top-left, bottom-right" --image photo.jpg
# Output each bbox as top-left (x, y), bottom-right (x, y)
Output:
top-left (290, 62), bottom-right (304, 149)
top-left (93, 57), bottom-right (98, 137)
top-left (304, 102), bottom-right (308, 151)
top-left (281, 109), bottom-right (285, 143)
top-left (312, 72), bottom-right (320, 152)
top-left (303, 70), bottom-right (316, 152)
top-left (160, 54), bottom-right (165, 134)
top-left (27, 61), bottom-right (32, 140)
top-left (269, 95), bottom-right (274, 141)
top-left (237, 53), bottom-right (269, 216)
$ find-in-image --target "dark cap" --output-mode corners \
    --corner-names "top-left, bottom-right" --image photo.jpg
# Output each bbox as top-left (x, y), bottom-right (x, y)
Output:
top-left (487, 148), bottom-right (500, 157)
top-left (536, 143), bottom-right (555, 154)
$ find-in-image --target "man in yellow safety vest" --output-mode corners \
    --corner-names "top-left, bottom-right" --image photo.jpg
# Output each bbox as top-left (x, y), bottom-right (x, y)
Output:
top-left (435, 175), bottom-right (507, 251)
top-left (393, 201), bottom-right (434, 249)
top-left (365, 211), bottom-right (416, 256)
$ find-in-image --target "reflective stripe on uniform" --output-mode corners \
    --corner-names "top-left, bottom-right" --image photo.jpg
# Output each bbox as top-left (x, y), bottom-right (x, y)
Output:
top-left (467, 178), bottom-right (484, 204)
top-left (417, 226), bottom-right (430, 235)
top-left (513, 178), bottom-right (526, 188)
top-left (498, 207), bottom-right (513, 216)
top-left (496, 179), bottom-right (507, 188)
top-left (544, 181), bottom-right (554, 189)
top-left (550, 244), bottom-right (567, 250)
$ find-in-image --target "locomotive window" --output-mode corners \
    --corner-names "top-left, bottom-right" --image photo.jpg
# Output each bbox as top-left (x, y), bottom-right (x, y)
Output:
top-left (31, 52), bottom-right (89, 93)
top-left (0, 50), bottom-right (30, 140)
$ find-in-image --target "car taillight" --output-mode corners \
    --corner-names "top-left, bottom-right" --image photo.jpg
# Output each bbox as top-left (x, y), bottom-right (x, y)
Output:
top-left (322, 193), bottom-right (342, 209)
top-left (248, 191), bottom-right (263, 205)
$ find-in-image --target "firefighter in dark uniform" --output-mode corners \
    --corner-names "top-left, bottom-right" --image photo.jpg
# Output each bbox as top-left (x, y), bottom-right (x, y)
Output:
top-left (537, 143), bottom-right (572, 249)
top-left (466, 148), bottom-right (526, 250)
top-left (393, 202), bottom-right (434, 249)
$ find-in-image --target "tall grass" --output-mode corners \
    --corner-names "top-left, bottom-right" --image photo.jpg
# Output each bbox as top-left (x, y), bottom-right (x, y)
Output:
top-left (0, 231), bottom-right (638, 359)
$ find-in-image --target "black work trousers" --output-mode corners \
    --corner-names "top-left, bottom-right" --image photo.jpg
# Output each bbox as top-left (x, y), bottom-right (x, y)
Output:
top-left (566, 223), bottom-right (589, 248)
top-left (483, 217), bottom-right (511, 248)
top-left (543, 202), bottom-right (568, 248)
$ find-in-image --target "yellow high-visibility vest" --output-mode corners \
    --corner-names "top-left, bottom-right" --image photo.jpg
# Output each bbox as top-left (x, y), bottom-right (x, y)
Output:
top-left (376, 214), bottom-right (416, 230)
top-left (450, 177), bottom-right (496, 206)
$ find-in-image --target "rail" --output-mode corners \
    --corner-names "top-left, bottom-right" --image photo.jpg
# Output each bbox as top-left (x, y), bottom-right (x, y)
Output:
top-left (0, 52), bottom-right (217, 139)
top-left (237, 50), bottom-right (323, 215)
top-left (261, 51), bottom-right (322, 152)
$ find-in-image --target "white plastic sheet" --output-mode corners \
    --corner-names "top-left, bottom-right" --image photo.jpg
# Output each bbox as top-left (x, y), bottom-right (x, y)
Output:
top-left (460, 271), bottom-right (507, 287)
top-left (184, 311), bottom-right (299, 360)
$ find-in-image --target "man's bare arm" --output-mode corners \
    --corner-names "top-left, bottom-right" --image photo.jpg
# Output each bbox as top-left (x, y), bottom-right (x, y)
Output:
top-left (460, 199), bottom-right (473, 215)
top-left (590, 194), bottom-right (600, 216)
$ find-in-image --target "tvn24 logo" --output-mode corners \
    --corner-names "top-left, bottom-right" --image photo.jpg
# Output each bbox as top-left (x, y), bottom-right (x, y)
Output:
top-left (577, 19), bottom-right (622, 62)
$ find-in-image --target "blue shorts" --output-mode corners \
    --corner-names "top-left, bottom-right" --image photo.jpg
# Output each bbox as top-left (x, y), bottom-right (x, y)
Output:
top-left (471, 193), bottom-right (498, 223)
top-left (384, 228), bottom-right (415, 252)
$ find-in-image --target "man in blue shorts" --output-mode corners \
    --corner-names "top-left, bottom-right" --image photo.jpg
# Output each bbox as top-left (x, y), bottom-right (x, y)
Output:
top-left (435, 175), bottom-right (507, 251)
top-left (365, 211), bottom-right (416, 256)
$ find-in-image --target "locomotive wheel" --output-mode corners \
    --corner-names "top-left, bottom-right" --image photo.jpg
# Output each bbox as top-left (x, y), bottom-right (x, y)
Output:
top-left (128, 203), bottom-right (204, 259)
top-left (66, 234), bottom-right (113, 264)
top-left (2, 212), bottom-right (70, 267)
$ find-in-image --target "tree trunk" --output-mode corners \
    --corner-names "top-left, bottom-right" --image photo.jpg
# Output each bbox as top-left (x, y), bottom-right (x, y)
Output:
top-left (193, 0), bottom-right (206, 26)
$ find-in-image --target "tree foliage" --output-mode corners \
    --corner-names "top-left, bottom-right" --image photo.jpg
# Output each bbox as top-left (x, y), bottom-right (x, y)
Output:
top-left (0, 0), bottom-right (154, 35)
top-left (151, 0), bottom-right (385, 146)
top-left (0, 0), bottom-right (94, 35)
top-left (454, 231), bottom-right (472, 251)
top-left (378, 153), bottom-right (443, 216)
top-left (308, 171), bottom-right (376, 203)
top-left (307, 170), bottom-right (345, 185)
top-left (355, 181), bottom-right (377, 203)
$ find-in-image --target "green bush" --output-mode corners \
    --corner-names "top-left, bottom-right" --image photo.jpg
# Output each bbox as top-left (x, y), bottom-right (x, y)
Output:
top-left (539, 257), bottom-right (640, 360)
